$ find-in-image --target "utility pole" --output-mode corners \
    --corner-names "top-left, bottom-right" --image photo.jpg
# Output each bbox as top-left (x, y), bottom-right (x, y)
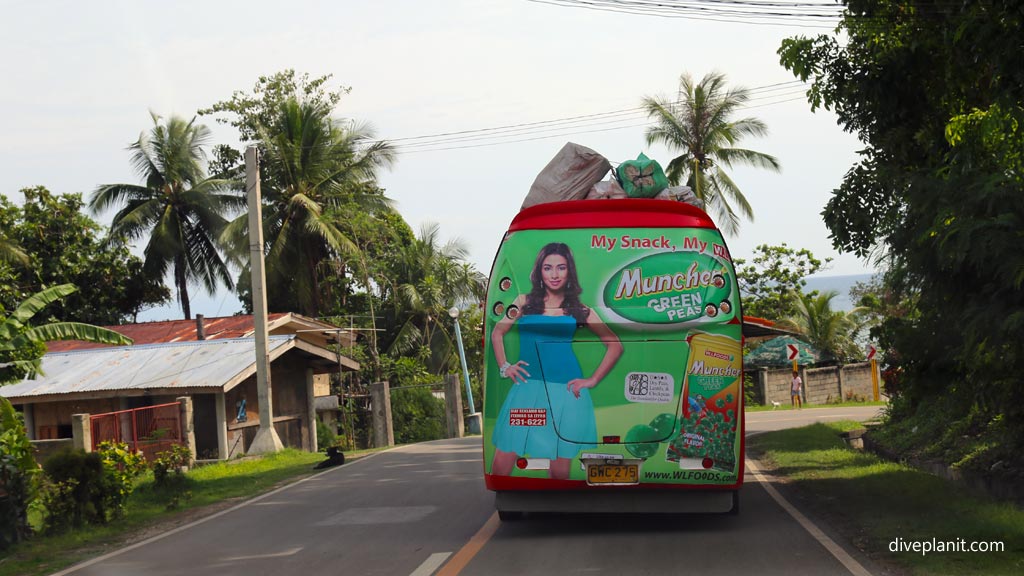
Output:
top-left (246, 145), bottom-right (283, 454)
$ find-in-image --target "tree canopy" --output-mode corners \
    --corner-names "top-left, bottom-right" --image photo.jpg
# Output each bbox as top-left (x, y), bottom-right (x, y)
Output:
top-left (735, 243), bottom-right (830, 321)
top-left (0, 187), bottom-right (169, 324)
top-left (779, 1), bottom-right (1024, 450)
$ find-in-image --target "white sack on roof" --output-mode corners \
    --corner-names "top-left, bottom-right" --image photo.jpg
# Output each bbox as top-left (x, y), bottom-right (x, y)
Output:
top-left (521, 142), bottom-right (611, 210)
top-left (656, 185), bottom-right (701, 208)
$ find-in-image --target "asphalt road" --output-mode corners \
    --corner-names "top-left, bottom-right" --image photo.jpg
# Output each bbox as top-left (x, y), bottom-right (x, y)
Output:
top-left (57, 406), bottom-right (884, 576)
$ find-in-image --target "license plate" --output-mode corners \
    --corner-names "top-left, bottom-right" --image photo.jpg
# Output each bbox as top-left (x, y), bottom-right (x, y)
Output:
top-left (587, 463), bottom-right (639, 485)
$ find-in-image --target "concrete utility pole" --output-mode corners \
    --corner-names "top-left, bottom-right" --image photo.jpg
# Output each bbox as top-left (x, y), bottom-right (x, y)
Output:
top-left (245, 146), bottom-right (283, 454)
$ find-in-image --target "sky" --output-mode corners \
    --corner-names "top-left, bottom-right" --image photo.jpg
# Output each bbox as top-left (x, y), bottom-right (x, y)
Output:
top-left (0, 0), bottom-right (869, 322)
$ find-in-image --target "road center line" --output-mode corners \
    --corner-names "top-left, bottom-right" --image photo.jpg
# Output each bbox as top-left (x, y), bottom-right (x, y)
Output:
top-left (410, 552), bottom-right (452, 576)
top-left (745, 458), bottom-right (873, 576)
top-left (435, 512), bottom-right (500, 576)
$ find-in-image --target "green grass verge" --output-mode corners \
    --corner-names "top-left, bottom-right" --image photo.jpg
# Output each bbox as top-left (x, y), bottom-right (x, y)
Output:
top-left (746, 400), bottom-right (887, 412)
top-left (0, 446), bottom-right (393, 576)
top-left (749, 422), bottom-right (1024, 575)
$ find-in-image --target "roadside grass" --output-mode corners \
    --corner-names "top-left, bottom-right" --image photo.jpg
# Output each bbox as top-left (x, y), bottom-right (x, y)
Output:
top-left (746, 400), bottom-right (887, 413)
top-left (0, 446), bottom-right (394, 576)
top-left (749, 422), bottom-right (1024, 575)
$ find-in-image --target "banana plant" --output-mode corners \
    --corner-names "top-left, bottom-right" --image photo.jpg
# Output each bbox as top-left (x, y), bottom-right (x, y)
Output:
top-left (0, 284), bottom-right (132, 382)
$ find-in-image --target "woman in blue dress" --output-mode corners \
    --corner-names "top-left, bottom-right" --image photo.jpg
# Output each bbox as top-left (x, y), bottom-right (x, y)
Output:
top-left (491, 242), bottom-right (623, 480)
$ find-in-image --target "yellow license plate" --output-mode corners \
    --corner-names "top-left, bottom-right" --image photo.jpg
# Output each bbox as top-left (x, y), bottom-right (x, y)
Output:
top-left (587, 464), bottom-right (639, 485)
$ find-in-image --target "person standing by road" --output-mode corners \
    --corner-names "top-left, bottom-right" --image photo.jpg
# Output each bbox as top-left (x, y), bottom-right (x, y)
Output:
top-left (791, 369), bottom-right (803, 409)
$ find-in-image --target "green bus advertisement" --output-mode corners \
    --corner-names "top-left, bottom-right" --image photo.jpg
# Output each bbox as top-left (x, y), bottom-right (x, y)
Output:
top-left (482, 199), bottom-right (743, 518)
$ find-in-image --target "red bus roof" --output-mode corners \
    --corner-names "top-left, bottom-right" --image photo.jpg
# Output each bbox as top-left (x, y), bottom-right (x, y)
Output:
top-left (509, 199), bottom-right (716, 232)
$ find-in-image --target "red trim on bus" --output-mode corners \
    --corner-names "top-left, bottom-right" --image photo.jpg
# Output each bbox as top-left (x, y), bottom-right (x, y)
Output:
top-left (509, 199), bottom-right (716, 232)
top-left (485, 474), bottom-right (742, 492)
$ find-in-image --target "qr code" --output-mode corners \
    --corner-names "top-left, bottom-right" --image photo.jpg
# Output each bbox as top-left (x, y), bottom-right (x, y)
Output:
top-left (628, 373), bottom-right (650, 396)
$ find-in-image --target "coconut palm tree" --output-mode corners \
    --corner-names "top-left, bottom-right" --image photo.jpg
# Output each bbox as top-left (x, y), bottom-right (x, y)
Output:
top-left (643, 71), bottom-right (781, 235)
top-left (387, 223), bottom-right (486, 372)
top-left (233, 97), bottom-right (396, 317)
top-left (0, 235), bottom-right (28, 266)
top-left (777, 290), bottom-right (866, 363)
top-left (90, 113), bottom-right (242, 319)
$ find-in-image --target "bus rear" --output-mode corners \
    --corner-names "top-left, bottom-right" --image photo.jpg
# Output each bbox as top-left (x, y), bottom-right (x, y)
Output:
top-left (482, 198), bottom-right (743, 518)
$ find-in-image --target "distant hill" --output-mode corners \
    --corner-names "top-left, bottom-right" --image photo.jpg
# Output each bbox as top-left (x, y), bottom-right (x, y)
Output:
top-left (803, 274), bottom-right (877, 311)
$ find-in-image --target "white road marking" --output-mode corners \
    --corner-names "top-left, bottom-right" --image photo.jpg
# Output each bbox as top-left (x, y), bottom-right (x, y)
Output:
top-left (746, 458), bottom-right (873, 576)
top-left (410, 552), bottom-right (452, 576)
top-left (221, 546), bottom-right (303, 561)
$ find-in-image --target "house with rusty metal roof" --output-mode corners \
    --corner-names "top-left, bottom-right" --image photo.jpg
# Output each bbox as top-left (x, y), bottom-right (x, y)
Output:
top-left (0, 314), bottom-right (359, 460)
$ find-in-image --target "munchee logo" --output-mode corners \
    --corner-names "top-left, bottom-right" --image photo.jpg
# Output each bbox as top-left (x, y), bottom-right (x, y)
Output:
top-left (602, 253), bottom-right (733, 324)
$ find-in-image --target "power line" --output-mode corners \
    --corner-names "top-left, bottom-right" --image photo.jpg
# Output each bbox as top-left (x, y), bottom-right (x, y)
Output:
top-left (391, 83), bottom-right (811, 154)
top-left (525, 0), bottom-right (843, 28)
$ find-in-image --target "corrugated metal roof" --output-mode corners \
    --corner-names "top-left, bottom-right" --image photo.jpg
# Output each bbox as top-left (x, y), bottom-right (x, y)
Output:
top-left (0, 336), bottom-right (296, 400)
top-left (45, 313), bottom-right (290, 353)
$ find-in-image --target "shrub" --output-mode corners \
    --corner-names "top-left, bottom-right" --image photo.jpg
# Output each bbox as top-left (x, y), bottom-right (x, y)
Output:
top-left (0, 399), bottom-right (40, 550)
top-left (152, 444), bottom-right (192, 487)
top-left (96, 441), bottom-right (146, 519)
top-left (391, 387), bottom-right (446, 444)
top-left (41, 448), bottom-right (106, 530)
top-left (316, 418), bottom-right (339, 452)
top-left (36, 477), bottom-right (80, 535)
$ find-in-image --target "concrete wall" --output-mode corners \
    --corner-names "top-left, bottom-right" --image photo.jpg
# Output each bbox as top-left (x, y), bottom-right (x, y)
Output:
top-left (757, 362), bottom-right (877, 406)
top-left (29, 438), bottom-right (74, 466)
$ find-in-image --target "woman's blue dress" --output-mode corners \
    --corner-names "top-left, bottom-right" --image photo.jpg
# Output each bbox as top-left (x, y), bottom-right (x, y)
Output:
top-left (493, 314), bottom-right (597, 459)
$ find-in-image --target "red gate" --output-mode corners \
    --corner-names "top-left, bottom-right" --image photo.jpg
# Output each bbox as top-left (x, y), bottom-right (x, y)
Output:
top-left (90, 402), bottom-right (183, 461)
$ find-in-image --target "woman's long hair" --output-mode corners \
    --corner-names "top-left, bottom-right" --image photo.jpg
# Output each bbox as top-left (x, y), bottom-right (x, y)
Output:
top-left (522, 242), bottom-right (589, 325)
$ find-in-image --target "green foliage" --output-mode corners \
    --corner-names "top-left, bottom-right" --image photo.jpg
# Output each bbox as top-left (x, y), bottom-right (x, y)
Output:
top-left (316, 418), bottom-right (339, 452)
top-left (151, 444), bottom-right (193, 488)
top-left (0, 398), bottom-right (39, 549)
top-left (778, 291), bottom-right (866, 364)
top-left (95, 442), bottom-right (146, 520)
top-left (220, 96), bottom-right (397, 317)
top-left (0, 284), bottom-right (133, 384)
top-left (40, 449), bottom-right (106, 531)
top-left (778, 1), bottom-right (1024, 451)
top-left (199, 69), bottom-right (350, 143)
top-left (390, 386), bottom-right (446, 444)
top-left (385, 223), bottom-right (486, 373)
top-left (742, 371), bottom-right (760, 406)
top-left (0, 187), bottom-right (169, 325)
top-left (735, 243), bottom-right (831, 320)
top-left (752, 422), bottom-right (1024, 576)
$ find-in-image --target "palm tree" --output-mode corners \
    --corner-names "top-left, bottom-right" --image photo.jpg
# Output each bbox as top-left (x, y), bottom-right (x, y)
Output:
top-left (643, 71), bottom-right (781, 235)
top-left (0, 284), bottom-right (132, 384)
top-left (778, 290), bottom-right (865, 363)
top-left (0, 235), bottom-right (28, 266)
top-left (233, 97), bottom-right (396, 317)
top-left (387, 223), bottom-right (486, 372)
top-left (90, 113), bottom-right (242, 319)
